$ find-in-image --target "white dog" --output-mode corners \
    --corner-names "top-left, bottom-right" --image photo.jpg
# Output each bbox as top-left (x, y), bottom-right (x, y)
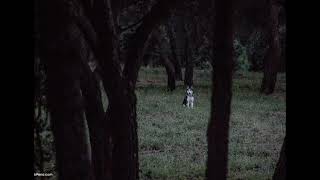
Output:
top-left (182, 86), bottom-right (194, 108)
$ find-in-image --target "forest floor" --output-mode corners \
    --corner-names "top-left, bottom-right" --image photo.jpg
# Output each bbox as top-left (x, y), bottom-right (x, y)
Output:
top-left (136, 67), bottom-right (286, 180)
top-left (37, 67), bottom-right (286, 180)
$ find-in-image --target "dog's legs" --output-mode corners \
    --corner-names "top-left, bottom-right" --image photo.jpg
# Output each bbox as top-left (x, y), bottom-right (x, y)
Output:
top-left (191, 101), bottom-right (193, 108)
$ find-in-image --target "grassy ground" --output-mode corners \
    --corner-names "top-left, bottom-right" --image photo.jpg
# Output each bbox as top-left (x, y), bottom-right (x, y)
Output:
top-left (35, 67), bottom-right (285, 180)
top-left (136, 67), bottom-right (286, 180)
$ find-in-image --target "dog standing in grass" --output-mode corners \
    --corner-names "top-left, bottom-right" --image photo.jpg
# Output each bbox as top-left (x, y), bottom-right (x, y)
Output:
top-left (182, 86), bottom-right (194, 108)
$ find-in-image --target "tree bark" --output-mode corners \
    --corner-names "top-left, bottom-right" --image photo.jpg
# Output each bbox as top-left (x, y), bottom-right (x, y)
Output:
top-left (38, 0), bottom-right (95, 179)
top-left (166, 22), bottom-right (183, 80)
top-left (86, 0), bottom-right (139, 179)
top-left (79, 1), bottom-right (179, 179)
top-left (174, 14), bottom-right (186, 67)
top-left (80, 58), bottom-right (111, 180)
top-left (123, 0), bottom-right (181, 88)
top-left (272, 136), bottom-right (287, 180)
top-left (260, 0), bottom-right (280, 94)
top-left (206, 0), bottom-right (234, 179)
top-left (154, 29), bottom-right (176, 91)
top-left (161, 55), bottom-right (176, 91)
top-left (43, 27), bottom-right (95, 180)
top-left (184, 35), bottom-right (194, 87)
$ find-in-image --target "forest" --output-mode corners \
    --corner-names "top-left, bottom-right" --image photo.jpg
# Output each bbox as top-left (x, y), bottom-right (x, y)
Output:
top-left (34, 0), bottom-right (286, 179)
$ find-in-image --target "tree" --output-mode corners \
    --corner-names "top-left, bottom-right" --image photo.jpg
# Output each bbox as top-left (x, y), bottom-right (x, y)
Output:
top-left (184, 34), bottom-right (194, 87)
top-left (153, 28), bottom-right (176, 91)
top-left (80, 57), bottom-right (111, 180)
top-left (76, 0), bottom-right (182, 179)
top-left (272, 136), bottom-right (287, 180)
top-left (206, 0), bottom-right (234, 179)
top-left (173, 13), bottom-right (188, 78)
top-left (38, 1), bottom-right (95, 179)
top-left (260, 0), bottom-right (281, 94)
top-left (166, 19), bottom-right (183, 80)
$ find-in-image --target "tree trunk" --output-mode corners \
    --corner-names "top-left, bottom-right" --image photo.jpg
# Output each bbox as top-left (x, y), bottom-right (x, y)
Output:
top-left (180, 16), bottom-right (193, 87)
top-left (123, 0), bottom-right (180, 87)
top-left (166, 22), bottom-right (183, 80)
top-left (272, 136), bottom-right (287, 180)
top-left (161, 55), bottom-right (176, 91)
top-left (184, 36), bottom-right (194, 87)
top-left (260, 0), bottom-right (280, 94)
top-left (87, 0), bottom-right (139, 179)
top-left (206, 0), bottom-right (234, 179)
top-left (153, 28), bottom-right (176, 91)
top-left (44, 26), bottom-right (95, 180)
top-left (174, 14), bottom-right (186, 68)
top-left (80, 59), bottom-right (112, 180)
top-left (38, 0), bottom-right (95, 179)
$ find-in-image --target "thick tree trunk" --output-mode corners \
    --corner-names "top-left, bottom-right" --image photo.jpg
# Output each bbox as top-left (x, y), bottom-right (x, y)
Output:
top-left (161, 55), bottom-right (176, 91)
top-left (87, 0), bottom-right (139, 179)
top-left (45, 26), bottom-right (95, 180)
top-left (80, 1), bottom-right (181, 179)
top-left (184, 37), bottom-right (194, 87)
top-left (154, 29), bottom-right (176, 91)
top-left (80, 59), bottom-right (111, 180)
top-left (166, 22), bottom-right (183, 80)
top-left (178, 15), bottom-right (193, 87)
top-left (206, 0), bottom-right (234, 179)
top-left (174, 14), bottom-right (186, 68)
top-left (123, 0), bottom-right (180, 87)
top-left (119, 2), bottom-right (181, 176)
top-left (261, 0), bottom-right (280, 94)
top-left (273, 136), bottom-right (287, 180)
top-left (38, 0), bottom-right (95, 179)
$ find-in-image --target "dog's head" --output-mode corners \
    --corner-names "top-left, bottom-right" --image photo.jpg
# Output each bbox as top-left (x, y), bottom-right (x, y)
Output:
top-left (186, 86), bottom-right (193, 96)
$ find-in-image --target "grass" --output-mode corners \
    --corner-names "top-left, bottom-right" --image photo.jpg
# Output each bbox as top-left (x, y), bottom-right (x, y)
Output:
top-left (136, 67), bottom-right (286, 180)
top-left (35, 67), bottom-right (286, 180)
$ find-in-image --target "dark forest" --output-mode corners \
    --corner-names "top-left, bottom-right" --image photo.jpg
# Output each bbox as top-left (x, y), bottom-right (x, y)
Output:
top-left (34, 0), bottom-right (286, 179)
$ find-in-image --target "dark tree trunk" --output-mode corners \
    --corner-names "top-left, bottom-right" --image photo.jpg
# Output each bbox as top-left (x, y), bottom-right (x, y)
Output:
top-left (260, 0), bottom-right (280, 94)
top-left (119, 2), bottom-right (181, 175)
top-left (80, 59), bottom-right (111, 180)
top-left (206, 0), bottom-right (234, 179)
top-left (184, 37), bottom-right (193, 87)
top-left (174, 14), bottom-right (186, 68)
top-left (153, 28), bottom-right (176, 91)
top-left (86, 0), bottom-right (140, 179)
top-left (38, 0), bottom-right (95, 179)
top-left (161, 55), bottom-right (176, 91)
top-left (179, 15), bottom-right (193, 87)
top-left (72, 1), bottom-right (181, 179)
top-left (123, 0), bottom-right (180, 87)
top-left (44, 26), bottom-right (95, 180)
top-left (273, 136), bottom-right (287, 180)
top-left (166, 22), bottom-right (183, 80)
